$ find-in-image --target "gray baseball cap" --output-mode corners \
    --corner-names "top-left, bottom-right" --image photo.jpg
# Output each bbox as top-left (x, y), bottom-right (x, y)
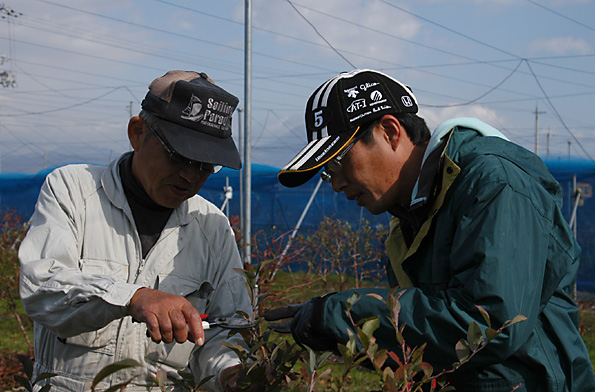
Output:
top-left (141, 70), bottom-right (241, 169)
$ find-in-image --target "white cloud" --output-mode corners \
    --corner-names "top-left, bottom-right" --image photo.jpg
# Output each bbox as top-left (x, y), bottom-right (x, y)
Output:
top-left (528, 36), bottom-right (592, 55)
top-left (420, 104), bottom-right (501, 131)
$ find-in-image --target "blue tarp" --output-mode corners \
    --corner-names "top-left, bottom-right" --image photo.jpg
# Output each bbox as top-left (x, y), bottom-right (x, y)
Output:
top-left (2, 157), bottom-right (594, 293)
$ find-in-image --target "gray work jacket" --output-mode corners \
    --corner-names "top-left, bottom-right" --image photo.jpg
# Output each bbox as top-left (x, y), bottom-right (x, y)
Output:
top-left (19, 154), bottom-right (251, 391)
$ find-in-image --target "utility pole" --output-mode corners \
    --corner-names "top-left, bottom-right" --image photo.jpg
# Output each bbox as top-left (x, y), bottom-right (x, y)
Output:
top-left (238, 107), bottom-right (244, 248)
top-left (0, 5), bottom-right (22, 87)
top-left (534, 102), bottom-right (546, 155)
top-left (242, 0), bottom-right (252, 267)
top-left (546, 132), bottom-right (550, 159)
top-left (568, 140), bottom-right (572, 157)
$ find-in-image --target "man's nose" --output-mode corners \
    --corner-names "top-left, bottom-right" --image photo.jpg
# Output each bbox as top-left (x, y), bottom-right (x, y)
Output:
top-left (331, 171), bottom-right (348, 193)
top-left (178, 164), bottom-right (207, 183)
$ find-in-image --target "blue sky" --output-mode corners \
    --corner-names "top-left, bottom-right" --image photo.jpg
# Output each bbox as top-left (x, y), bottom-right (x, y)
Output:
top-left (1, 0), bottom-right (594, 174)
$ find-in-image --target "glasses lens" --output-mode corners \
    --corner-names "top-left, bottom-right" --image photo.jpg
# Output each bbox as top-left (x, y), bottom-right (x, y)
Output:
top-left (325, 159), bottom-right (342, 174)
top-left (169, 153), bottom-right (187, 165)
top-left (320, 170), bottom-right (332, 183)
top-left (196, 162), bottom-right (214, 173)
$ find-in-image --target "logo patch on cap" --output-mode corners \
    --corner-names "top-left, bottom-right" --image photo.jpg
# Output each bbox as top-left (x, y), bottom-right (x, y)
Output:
top-left (347, 98), bottom-right (366, 113)
top-left (181, 94), bottom-right (204, 122)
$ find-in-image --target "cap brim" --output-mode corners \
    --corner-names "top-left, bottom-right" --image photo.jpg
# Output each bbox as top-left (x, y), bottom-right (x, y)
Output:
top-left (154, 117), bottom-right (241, 170)
top-left (277, 128), bottom-right (359, 187)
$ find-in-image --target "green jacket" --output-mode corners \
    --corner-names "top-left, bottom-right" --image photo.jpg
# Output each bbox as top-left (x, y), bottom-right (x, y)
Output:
top-left (321, 118), bottom-right (595, 392)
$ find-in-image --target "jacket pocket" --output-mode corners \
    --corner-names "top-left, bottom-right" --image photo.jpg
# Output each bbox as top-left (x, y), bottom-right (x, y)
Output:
top-left (61, 321), bottom-right (117, 352)
top-left (144, 276), bottom-right (211, 369)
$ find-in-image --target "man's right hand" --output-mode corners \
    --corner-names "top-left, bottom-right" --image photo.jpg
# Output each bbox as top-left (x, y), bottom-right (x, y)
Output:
top-left (128, 287), bottom-right (205, 346)
top-left (264, 293), bottom-right (337, 352)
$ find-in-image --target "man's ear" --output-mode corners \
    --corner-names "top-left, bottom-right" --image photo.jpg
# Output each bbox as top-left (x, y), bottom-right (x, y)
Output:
top-left (378, 114), bottom-right (402, 151)
top-left (128, 116), bottom-right (145, 151)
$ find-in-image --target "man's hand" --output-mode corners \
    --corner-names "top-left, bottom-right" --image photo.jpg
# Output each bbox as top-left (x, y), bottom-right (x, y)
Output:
top-left (264, 293), bottom-right (336, 352)
top-left (128, 287), bottom-right (204, 345)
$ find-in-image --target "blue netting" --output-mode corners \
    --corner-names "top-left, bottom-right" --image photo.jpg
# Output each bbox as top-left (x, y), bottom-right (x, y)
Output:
top-left (2, 157), bottom-right (594, 292)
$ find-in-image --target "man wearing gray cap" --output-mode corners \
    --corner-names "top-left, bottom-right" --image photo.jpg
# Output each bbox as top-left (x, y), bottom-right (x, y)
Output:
top-left (19, 71), bottom-right (251, 391)
top-left (268, 69), bottom-right (595, 391)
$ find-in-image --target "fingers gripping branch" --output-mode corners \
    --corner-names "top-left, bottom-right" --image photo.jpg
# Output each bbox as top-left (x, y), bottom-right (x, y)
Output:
top-left (128, 287), bottom-right (205, 345)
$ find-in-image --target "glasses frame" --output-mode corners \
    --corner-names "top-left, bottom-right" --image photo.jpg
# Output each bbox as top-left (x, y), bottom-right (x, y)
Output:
top-left (320, 122), bottom-right (375, 183)
top-left (145, 122), bottom-right (222, 174)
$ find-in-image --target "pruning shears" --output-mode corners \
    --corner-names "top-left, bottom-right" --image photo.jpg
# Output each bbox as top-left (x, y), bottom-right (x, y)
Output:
top-left (141, 314), bottom-right (256, 339)
top-left (202, 315), bottom-right (257, 330)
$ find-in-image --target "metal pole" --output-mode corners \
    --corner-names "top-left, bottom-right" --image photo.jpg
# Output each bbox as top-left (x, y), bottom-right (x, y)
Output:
top-left (534, 103), bottom-right (545, 155)
top-left (570, 174), bottom-right (579, 299)
top-left (280, 178), bottom-right (323, 258)
top-left (242, 0), bottom-right (252, 266)
top-left (238, 108), bottom-right (244, 258)
top-left (270, 178), bottom-right (324, 280)
top-left (535, 103), bottom-right (539, 155)
top-left (570, 175), bottom-right (579, 235)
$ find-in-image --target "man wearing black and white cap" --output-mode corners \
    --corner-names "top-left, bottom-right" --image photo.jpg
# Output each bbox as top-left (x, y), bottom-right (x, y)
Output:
top-left (19, 71), bottom-right (251, 391)
top-left (269, 69), bottom-right (595, 391)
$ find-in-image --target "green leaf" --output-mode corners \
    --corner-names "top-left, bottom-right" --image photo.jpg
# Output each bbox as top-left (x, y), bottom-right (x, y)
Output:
top-left (362, 317), bottom-right (380, 339)
top-left (502, 314), bottom-right (528, 329)
top-left (346, 292), bottom-right (361, 309)
top-left (317, 351), bottom-right (333, 367)
top-left (373, 349), bottom-right (388, 369)
top-left (242, 279), bottom-right (254, 304)
top-left (308, 348), bottom-right (316, 375)
top-left (33, 372), bottom-right (58, 387)
top-left (421, 362), bottom-right (433, 378)
top-left (455, 339), bottom-right (471, 362)
top-left (13, 375), bottom-right (31, 392)
top-left (358, 328), bottom-right (371, 350)
top-left (466, 321), bottom-right (483, 351)
top-left (17, 355), bottom-right (33, 379)
top-left (91, 359), bottom-right (141, 389)
top-left (153, 369), bottom-right (167, 386)
top-left (485, 327), bottom-right (500, 341)
top-left (102, 379), bottom-right (136, 392)
top-left (337, 343), bottom-right (353, 362)
top-left (475, 305), bottom-right (491, 328)
top-left (257, 292), bottom-right (275, 307)
top-left (195, 375), bottom-right (215, 389)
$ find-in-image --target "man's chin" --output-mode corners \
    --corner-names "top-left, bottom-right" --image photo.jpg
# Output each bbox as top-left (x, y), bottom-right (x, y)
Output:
top-left (358, 201), bottom-right (384, 215)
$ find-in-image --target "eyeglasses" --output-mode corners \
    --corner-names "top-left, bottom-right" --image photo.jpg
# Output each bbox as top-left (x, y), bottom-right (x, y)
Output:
top-left (320, 122), bottom-right (374, 183)
top-left (145, 122), bottom-right (222, 174)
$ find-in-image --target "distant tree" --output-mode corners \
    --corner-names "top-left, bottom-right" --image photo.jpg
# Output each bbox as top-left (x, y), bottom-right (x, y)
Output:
top-left (0, 210), bottom-right (32, 352)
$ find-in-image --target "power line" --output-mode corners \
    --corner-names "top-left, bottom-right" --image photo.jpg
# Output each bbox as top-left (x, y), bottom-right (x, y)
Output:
top-left (286, 0), bottom-right (355, 68)
top-left (527, 0), bottom-right (595, 33)
top-left (0, 86), bottom-right (127, 116)
top-left (525, 61), bottom-right (594, 161)
top-left (423, 59), bottom-right (524, 107)
top-left (379, 0), bottom-right (521, 59)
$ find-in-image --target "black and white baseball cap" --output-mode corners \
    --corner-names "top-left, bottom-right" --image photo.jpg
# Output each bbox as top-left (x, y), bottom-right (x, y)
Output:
top-left (141, 70), bottom-right (241, 169)
top-left (278, 69), bottom-right (418, 187)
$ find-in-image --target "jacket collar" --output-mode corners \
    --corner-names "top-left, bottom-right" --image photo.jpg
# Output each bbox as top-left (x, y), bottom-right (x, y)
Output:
top-left (409, 117), bottom-right (509, 208)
